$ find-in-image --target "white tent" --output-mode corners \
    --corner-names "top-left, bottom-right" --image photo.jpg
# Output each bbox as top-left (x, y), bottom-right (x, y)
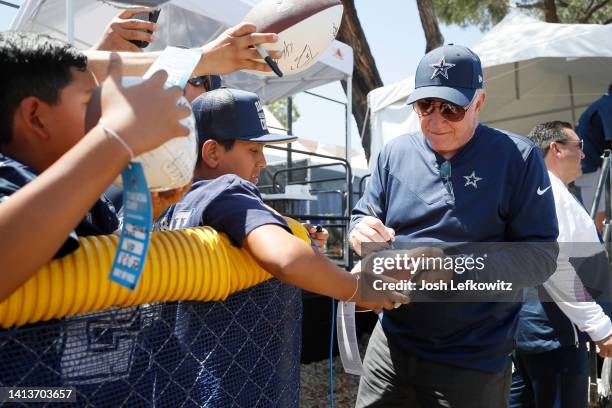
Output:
top-left (367, 13), bottom-right (612, 170)
top-left (367, 77), bottom-right (417, 172)
top-left (262, 108), bottom-right (368, 175)
top-left (10, 0), bottom-right (353, 105)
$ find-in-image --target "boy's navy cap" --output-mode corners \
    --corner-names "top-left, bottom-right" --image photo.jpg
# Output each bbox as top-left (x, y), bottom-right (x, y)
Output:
top-left (191, 88), bottom-right (297, 144)
top-left (406, 44), bottom-right (484, 107)
top-left (192, 88), bottom-right (297, 144)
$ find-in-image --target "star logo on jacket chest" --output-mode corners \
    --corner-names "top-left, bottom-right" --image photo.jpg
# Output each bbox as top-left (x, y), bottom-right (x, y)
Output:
top-left (430, 56), bottom-right (456, 80)
top-left (463, 171), bottom-right (483, 188)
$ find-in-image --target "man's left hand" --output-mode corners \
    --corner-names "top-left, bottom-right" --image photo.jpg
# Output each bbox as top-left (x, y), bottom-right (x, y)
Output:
top-left (380, 247), bottom-right (453, 286)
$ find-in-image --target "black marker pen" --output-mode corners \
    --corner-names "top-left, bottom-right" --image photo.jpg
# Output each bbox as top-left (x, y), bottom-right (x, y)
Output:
top-left (366, 203), bottom-right (394, 249)
top-left (255, 45), bottom-right (283, 77)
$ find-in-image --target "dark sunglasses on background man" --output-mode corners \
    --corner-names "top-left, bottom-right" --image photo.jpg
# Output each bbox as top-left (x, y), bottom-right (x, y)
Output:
top-left (187, 75), bottom-right (221, 91)
top-left (413, 95), bottom-right (476, 122)
top-left (556, 139), bottom-right (584, 150)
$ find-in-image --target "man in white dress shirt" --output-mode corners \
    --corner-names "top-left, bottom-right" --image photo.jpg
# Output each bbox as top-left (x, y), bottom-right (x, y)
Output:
top-left (511, 121), bottom-right (612, 407)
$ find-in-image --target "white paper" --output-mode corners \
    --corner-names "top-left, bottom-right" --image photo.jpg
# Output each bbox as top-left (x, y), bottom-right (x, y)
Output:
top-left (143, 46), bottom-right (202, 89)
top-left (336, 301), bottom-right (365, 376)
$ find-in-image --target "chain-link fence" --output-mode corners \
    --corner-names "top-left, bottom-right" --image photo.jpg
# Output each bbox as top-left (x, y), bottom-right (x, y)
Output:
top-left (0, 279), bottom-right (302, 407)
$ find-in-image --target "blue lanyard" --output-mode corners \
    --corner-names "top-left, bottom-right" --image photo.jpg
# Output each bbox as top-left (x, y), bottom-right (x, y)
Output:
top-left (109, 163), bottom-right (152, 290)
top-left (108, 46), bottom-right (202, 290)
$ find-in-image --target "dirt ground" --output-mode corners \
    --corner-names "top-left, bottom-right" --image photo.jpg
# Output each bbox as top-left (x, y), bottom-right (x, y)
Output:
top-left (299, 334), bottom-right (612, 408)
top-left (300, 334), bottom-right (369, 408)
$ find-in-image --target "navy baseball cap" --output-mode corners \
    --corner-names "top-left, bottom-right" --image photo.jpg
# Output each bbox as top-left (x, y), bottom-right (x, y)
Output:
top-left (406, 44), bottom-right (483, 108)
top-left (192, 88), bottom-right (297, 144)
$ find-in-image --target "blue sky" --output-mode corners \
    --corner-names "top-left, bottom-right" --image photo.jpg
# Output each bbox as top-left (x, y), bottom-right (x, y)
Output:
top-left (0, 1), bottom-right (21, 28)
top-left (0, 0), bottom-right (484, 153)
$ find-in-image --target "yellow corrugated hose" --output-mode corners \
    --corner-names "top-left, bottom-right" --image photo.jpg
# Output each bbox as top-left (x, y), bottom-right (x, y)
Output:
top-left (0, 217), bottom-right (310, 328)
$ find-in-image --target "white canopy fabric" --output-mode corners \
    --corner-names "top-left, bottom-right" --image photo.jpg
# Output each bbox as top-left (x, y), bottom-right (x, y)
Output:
top-left (262, 108), bottom-right (368, 174)
top-left (367, 13), bottom-right (612, 171)
top-left (10, 0), bottom-right (353, 105)
top-left (474, 13), bottom-right (612, 133)
top-left (367, 77), bottom-right (417, 172)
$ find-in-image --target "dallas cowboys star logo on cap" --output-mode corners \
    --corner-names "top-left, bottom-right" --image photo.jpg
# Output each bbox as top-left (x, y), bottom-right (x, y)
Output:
top-left (430, 56), bottom-right (456, 80)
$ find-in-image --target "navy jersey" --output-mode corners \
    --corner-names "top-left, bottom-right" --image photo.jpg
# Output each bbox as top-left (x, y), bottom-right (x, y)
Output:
top-left (0, 154), bottom-right (119, 257)
top-left (576, 93), bottom-right (612, 173)
top-left (154, 175), bottom-right (302, 406)
top-left (351, 124), bottom-right (559, 373)
top-left (156, 174), bottom-right (291, 244)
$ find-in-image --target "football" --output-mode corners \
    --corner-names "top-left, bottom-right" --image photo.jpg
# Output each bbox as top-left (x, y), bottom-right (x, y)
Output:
top-left (84, 79), bottom-right (197, 192)
top-left (113, 95), bottom-right (197, 192)
top-left (243, 0), bottom-right (344, 76)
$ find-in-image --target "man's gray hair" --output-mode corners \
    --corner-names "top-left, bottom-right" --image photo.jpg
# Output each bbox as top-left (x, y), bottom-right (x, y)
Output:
top-left (527, 121), bottom-right (573, 157)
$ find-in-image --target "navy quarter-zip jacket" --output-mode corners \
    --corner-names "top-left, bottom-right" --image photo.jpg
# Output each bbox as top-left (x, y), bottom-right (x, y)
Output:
top-left (351, 124), bottom-right (559, 373)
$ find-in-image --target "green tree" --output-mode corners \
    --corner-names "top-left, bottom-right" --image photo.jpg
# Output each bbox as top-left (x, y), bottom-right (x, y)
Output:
top-left (266, 99), bottom-right (300, 130)
top-left (433, 0), bottom-right (611, 30)
top-left (417, 0), bottom-right (445, 52)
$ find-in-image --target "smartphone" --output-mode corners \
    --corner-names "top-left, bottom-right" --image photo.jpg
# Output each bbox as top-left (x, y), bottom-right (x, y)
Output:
top-left (130, 9), bottom-right (161, 49)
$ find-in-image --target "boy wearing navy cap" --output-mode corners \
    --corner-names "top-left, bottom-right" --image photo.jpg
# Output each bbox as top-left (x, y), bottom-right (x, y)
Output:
top-left (350, 45), bottom-right (559, 407)
top-left (157, 88), bottom-right (405, 308)
top-left (153, 88), bottom-right (407, 406)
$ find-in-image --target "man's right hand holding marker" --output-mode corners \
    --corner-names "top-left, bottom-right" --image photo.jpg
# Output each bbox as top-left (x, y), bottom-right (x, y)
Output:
top-left (349, 216), bottom-right (396, 256)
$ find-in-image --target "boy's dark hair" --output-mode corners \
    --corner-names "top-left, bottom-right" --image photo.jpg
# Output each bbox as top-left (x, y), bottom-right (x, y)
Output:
top-left (196, 138), bottom-right (236, 165)
top-left (0, 31), bottom-right (88, 147)
top-left (528, 121), bottom-right (574, 157)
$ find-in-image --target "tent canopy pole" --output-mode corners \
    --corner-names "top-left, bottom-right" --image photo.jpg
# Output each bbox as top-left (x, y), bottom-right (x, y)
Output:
top-left (345, 75), bottom-right (352, 166)
top-left (568, 75), bottom-right (576, 125)
top-left (66, 0), bottom-right (74, 44)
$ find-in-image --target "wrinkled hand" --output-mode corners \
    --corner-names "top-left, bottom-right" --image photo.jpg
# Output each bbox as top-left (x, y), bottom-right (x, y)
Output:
top-left (196, 23), bottom-right (282, 75)
top-left (99, 54), bottom-right (190, 156)
top-left (403, 247), bottom-right (453, 288)
top-left (596, 334), bottom-right (612, 358)
top-left (151, 182), bottom-right (192, 220)
top-left (305, 224), bottom-right (329, 252)
top-left (92, 8), bottom-right (157, 52)
top-left (350, 261), bottom-right (410, 314)
top-left (349, 216), bottom-right (395, 256)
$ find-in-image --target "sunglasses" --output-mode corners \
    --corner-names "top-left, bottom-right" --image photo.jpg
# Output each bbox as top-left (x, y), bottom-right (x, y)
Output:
top-left (556, 139), bottom-right (584, 151)
top-left (413, 97), bottom-right (473, 122)
top-left (187, 75), bottom-right (213, 90)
